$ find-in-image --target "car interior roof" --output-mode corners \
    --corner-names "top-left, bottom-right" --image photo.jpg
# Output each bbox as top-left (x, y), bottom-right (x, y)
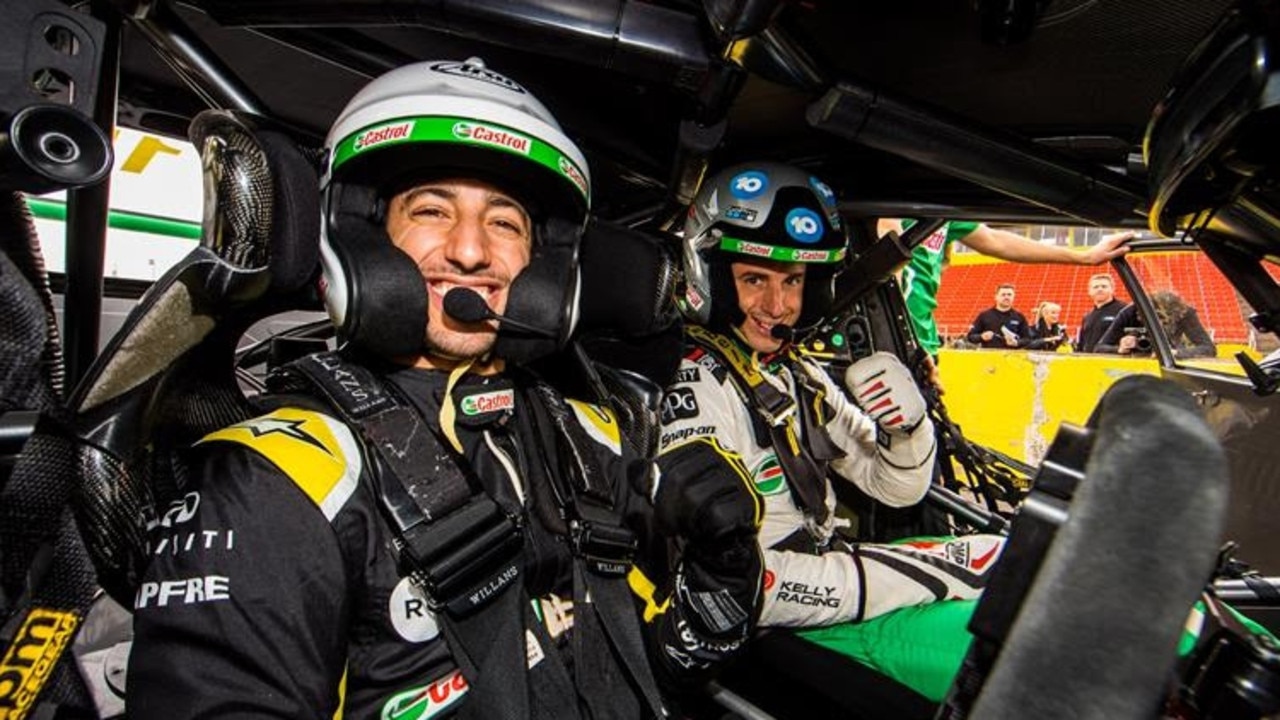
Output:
top-left (112, 0), bottom-right (1239, 229)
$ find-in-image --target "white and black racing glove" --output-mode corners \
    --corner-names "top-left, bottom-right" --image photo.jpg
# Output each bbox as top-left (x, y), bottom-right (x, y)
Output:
top-left (845, 352), bottom-right (928, 436)
top-left (843, 352), bottom-right (936, 479)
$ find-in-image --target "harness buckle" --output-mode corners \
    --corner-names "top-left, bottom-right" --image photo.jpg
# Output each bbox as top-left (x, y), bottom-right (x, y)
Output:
top-left (570, 516), bottom-right (637, 577)
top-left (402, 494), bottom-right (524, 616)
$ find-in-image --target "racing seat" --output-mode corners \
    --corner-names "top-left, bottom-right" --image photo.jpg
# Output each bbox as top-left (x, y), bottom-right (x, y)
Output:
top-left (0, 109), bottom-right (323, 716)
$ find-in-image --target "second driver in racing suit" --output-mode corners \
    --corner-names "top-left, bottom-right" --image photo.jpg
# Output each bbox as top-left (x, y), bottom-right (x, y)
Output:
top-left (661, 162), bottom-right (1005, 699)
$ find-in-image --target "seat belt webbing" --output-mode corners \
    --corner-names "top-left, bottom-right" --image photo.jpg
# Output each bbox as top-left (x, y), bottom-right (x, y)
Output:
top-left (685, 327), bottom-right (831, 525)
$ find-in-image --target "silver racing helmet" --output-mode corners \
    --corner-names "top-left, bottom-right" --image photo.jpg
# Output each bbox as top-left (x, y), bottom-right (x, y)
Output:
top-left (677, 162), bottom-right (848, 332)
top-left (319, 57), bottom-right (591, 362)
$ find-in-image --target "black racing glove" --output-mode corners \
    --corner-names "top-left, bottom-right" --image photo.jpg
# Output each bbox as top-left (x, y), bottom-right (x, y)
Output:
top-left (653, 437), bottom-right (764, 673)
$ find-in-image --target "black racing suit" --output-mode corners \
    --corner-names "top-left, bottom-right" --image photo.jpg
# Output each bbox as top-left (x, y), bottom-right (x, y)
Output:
top-left (1076, 298), bottom-right (1127, 353)
top-left (128, 363), bottom-right (759, 718)
top-left (965, 308), bottom-right (1030, 349)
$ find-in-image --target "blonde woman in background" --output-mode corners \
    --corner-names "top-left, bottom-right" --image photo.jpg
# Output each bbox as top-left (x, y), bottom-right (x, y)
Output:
top-left (1027, 301), bottom-right (1070, 351)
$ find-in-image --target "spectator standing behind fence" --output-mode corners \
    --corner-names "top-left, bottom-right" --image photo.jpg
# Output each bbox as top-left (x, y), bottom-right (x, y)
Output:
top-left (1076, 273), bottom-right (1128, 352)
top-left (1095, 290), bottom-right (1217, 359)
top-left (881, 220), bottom-right (1131, 357)
top-left (1026, 301), bottom-right (1068, 351)
top-left (966, 284), bottom-right (1030, 349)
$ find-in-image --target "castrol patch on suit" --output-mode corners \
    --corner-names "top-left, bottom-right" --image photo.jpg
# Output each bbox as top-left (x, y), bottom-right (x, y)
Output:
top-left (454, 381), bottom-right (515, 427)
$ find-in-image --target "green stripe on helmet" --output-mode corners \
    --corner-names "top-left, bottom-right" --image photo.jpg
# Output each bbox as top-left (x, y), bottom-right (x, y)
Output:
top-left (719, 236), bottom-right (847, 263)
top-left (332, 116), bottom-right (589, 201)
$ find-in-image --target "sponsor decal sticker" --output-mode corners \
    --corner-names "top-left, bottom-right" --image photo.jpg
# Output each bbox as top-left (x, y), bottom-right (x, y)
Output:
top-left (923, 229), bottom-right (947, 253)
top-left (460, 388), bottom-right (515, 416)
top-left (684, 284), bottom-right (706, 311)
top-left (452, 122), bottom-right (531, 155)
top-left (661, 388), bottom-right (700, 423)
top-left (354, 121), bottom-right (415, 152)
top-left (719, 237), bottom-right (846, 264)
top-left (134, 575), bottom-right (230, 609)
top-left (428, 60), bottom-right (526, 93)
top-left (390, 577), bottom-right (440, 642)
top-left (333, 117), bottom-right (588, 202)
top-left (149, 529), bottom-right (235, 557)
top-left (729, 170), bottom-right (768, 200)
top-left (777, 581), bottom-right (840, 608)
top-left (144, 491), bottom-right (201, 531)
top-left (785, 207), bottom-right (824, 244)
top-left (525, 629), bottom-right (545, 669)
top-left (724, 206), bottom-right (757, 223)
top-left (557, 156), bottom-right (588, 197)
top-left (0, 608), bottom-right (80, 718)
top-left (675, 367), bottom-right (701, 384)
top-left (703, 188), bottom-right (719, 218)
top-left (751, 455), bottom-right (787, 496)
top-left (763, 569), bottom-right (776, 591)
top-left (381, 670), bottom-right (469, 720)
top-left (809, 176), bottom-right (836, 205)
top-left (659, 425), bottom-right (716, 449)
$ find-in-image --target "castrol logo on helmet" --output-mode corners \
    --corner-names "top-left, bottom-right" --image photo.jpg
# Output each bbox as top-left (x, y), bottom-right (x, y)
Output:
top-left (794, 249), bottom-right (834, 262)
top-left (354, 121), bottom-right (415, 152)
top-left (453, 122), bottom-right (531, 155)
top-left (558, 156), bottom-right (588, 197)
top-left (737, 242), bottom-right (774, 258)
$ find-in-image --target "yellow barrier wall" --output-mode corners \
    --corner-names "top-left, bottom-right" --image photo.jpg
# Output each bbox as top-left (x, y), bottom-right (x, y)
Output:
top-left (936, 349), bottom-right (1160, 465)
top-left (937, 348), bottom-right (1251, 465)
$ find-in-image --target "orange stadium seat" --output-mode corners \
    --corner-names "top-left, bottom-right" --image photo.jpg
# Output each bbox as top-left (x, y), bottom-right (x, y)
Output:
top-left (934, 253), bottom-right (1255, 346)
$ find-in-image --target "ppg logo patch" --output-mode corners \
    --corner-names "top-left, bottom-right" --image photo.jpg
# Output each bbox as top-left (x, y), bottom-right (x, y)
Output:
top-left (661, 388), bottom-right (700, 423)
top-left (785, 208), bottom-right (824, 244)
top-left (729, 171), bottom-right (768, 200)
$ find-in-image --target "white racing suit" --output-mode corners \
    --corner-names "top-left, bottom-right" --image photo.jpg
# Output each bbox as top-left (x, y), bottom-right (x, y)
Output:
top-left (658, 333), bottom-right (1004, 630)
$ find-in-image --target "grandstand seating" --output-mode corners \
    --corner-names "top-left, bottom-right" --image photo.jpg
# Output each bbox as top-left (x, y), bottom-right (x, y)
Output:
top-left (934, 251), bottom-right (1259, 346)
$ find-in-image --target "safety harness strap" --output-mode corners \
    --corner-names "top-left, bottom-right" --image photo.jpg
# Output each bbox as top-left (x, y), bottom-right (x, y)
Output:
top-left (277, 352), bottom-right (532, 720)
top-left (686, 326), bottom-right (831, 525)
top-left (523, 381), bottom-right (668, 718)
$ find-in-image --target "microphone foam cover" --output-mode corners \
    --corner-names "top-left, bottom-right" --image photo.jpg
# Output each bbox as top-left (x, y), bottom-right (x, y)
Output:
top-left (443, 287), bottom-right (491, 324)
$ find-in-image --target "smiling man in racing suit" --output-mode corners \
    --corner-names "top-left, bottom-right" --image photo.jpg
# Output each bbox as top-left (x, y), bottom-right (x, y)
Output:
top-left (127, 59), bottom-right (763, 719)
top-left (661, 162), bottom-right (1005, 701)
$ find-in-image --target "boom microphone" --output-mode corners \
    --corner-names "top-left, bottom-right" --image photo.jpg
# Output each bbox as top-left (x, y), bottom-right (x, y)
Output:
top-left (443, 287), bottom-right (555, 338)
top-left (770, 324), bottom-right (795, 342)
top-left (969, 375), bottom-right (1229, 720)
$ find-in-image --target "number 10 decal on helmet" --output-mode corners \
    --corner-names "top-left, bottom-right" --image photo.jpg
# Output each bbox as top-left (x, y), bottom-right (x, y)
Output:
top-left (678, 162), bottom-right (849, 333)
